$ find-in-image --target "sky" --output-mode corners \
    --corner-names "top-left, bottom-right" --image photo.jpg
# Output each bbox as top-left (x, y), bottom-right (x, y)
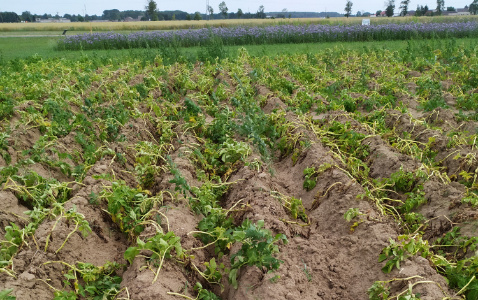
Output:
top-left (2, 0), bottom-right (473, 16)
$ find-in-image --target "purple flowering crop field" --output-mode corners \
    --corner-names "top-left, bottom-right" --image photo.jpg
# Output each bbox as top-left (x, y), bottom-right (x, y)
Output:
top-left (56, 21), bottom-right (478, 51)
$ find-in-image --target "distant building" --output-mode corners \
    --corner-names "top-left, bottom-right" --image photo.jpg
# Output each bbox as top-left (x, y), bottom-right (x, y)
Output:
top-left (408, 7), bottom-right (470, 16)
top-left (452, 8), bottom-right (471, 15)
top-left (124, 16), bottom-right (142, 22)
top-left (36, 18), bottom-right (71, 23)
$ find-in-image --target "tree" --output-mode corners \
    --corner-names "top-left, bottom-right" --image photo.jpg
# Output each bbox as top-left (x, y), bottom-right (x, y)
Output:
top-left (436, 0), bottom-right (445, 15)
top-left (356, 10), bottom-right (362, 17)
top-left (385, 0), bottom-right (395, 17)
top-left (470, 0), bottom-right (478, 14)
top-left (66, 14), bottom-right (78, 21)
top-left (276, 8), bottom-right (287, 19)
top-left (344, 1), bottom-right (353, 17)
top-left (415, 4), bottom-right (430, 16)
top-left (186, 14), bottom-right (192, 20)
top-left (194, 11), bottom-right (202, 20)
top-left (446, 6), bottom-right (456, 11)
top-left (0, 12), bottom-right (20, 22)
top-left (21, 11), bottom-right (34, 22)
top-left (207, 5), bottom-right (214, 19)
top-left (281, 8), bottom-right (288, 18)
top-left (219, 1), bottom-right (228, 19)
top-left (237, 8), bottom-right (243, 18)
top-left (423, 5), bottom-right (429, 15)
top-left (399, 0), bottom-right (410, 16)
top-left (103, 9), bottom-right (121, 21)
top-left (376, 10), bottom-right (382, 16)
top-left (146, 0), bottom-right (158, 21)
top-left (414, 4), bottom-right (421, 16)
top-left (256, 5), bottom-right (266, 18)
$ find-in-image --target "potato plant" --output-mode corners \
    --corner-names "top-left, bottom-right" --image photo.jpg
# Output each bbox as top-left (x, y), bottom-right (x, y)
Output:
top-left (1, 38), bottom-right (478, 299)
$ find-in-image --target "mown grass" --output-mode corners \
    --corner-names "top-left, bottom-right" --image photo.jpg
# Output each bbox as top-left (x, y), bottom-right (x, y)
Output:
top-left (2, 36), bottom-right (478, 63)
top-left (0, 37), bottom-right (413, 61)
top-left (1, 15), bottom-right (477, 32)
top-left (0, 31), bottom-right (112, 36)
top-left (0, 37), bottom-right (61, 60)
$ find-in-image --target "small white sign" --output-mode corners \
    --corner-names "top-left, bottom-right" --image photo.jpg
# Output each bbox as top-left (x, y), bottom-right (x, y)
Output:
top-left (362, 19), bottom-right (370, 26)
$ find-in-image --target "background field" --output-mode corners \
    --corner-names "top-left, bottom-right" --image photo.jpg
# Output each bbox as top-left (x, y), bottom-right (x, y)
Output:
top-left (1, 15), bottom-right (478, 32)
top-left (1, 15), bottom-right (478, 62)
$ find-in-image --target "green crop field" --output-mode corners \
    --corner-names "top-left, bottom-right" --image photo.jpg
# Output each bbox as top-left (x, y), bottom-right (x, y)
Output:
top-left (1, 19), bottom-right (478, 300)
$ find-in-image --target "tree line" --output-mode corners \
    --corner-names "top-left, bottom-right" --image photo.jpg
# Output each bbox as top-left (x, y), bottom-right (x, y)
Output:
top-left (4, 0), bottom-right (477, 23)
top-left (1, 0), bottom-right (347, 23)
top-left (0, 1), bottom-right (272, 23)
top-left (345, 0), bottom-right (478, 17)
top-left (145, 0), bottom-right (267, 21)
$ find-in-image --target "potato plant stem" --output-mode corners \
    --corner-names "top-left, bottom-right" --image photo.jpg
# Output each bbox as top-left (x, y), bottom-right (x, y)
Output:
top-left (455, 275), bottom-right (476, 296)
top-left (166, 292), bottom-right (196, 300)
top-left (55, 221), bottom-right (79, 253)
top-left (152, 245), bottom-right (173, 283)
top-left (45, 213), bottom-right (64, 252)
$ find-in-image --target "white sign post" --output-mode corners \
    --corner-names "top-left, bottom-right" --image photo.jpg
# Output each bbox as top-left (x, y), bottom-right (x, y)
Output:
top-left (362, 19), bottom-right (370, 26)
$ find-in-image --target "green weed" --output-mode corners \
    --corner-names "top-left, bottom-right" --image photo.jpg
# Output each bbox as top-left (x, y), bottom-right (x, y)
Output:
top-left (303, 163), bottom-right (332, 191)
top-left (0, 289), bottom-right (15, 300)
top-left (301, 260), bottom-right (312, 282)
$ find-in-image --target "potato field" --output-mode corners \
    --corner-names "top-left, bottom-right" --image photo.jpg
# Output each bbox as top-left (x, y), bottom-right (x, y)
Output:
top-left (1, 41), bottom-right (478, 300)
